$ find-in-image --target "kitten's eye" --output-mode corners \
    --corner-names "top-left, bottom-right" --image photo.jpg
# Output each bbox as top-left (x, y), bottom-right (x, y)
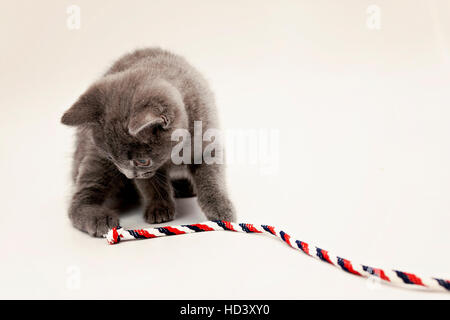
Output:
top-left (133, 159), bottom-right (151, 167)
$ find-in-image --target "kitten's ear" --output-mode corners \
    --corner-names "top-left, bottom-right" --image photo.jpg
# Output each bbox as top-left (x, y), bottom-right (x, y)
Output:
top-left (61, 85), bottom-right (103, 126)
top-left (128, 108), bottom-right (170, 136)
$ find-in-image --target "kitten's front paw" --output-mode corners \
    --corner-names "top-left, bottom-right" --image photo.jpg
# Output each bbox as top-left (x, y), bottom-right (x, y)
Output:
top-left (202, 196), bottom-right (236, 222)
top-left (144, 199), bottom-right (175, 224)
top-left (89, 212), bottom-right (119, 237)
top-left (70, 206), bottom-right (119, 237)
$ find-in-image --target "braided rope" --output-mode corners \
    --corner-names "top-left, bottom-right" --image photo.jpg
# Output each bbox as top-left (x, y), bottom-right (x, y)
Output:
top-left (105, 221), bottom-right (450, 292)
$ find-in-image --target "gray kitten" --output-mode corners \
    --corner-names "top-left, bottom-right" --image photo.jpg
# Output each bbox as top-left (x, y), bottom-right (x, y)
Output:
top-left (61, 48), bottom-right (236, 237)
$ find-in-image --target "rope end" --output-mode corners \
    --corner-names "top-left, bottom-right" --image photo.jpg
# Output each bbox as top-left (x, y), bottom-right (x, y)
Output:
top-left (105, 227), bottom-right (121, 245)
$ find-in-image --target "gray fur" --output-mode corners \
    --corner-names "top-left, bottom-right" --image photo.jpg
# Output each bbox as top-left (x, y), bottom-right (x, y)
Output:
top-left (62, 48), bottom-right (236, 237)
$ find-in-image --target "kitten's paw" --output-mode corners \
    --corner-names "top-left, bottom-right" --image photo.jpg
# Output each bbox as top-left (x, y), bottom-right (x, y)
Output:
top-left (70, 206), bottom-right (119, 237)
top-left (207, 208), bottom-right (236, 222)
top-left (144, 199), bottom-right (175, 224)
top-left (87, 212), bottom-right (119, 237)
top-left (202, 197), bottom-right (236, 222)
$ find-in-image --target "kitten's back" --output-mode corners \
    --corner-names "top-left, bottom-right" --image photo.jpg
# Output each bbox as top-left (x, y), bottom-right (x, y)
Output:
top-left (106, 48), bottom-right (187, 76)
top-left (104, 48), bottom-right (217, 127)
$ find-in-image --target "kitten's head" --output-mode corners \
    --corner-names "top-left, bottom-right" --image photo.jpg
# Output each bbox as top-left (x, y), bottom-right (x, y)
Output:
top-left (61, 72), bottom-right (186, 179)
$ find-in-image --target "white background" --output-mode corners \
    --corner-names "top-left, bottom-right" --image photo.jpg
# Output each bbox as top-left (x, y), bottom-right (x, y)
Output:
top-left (0, 0), bottom-right (449, 299)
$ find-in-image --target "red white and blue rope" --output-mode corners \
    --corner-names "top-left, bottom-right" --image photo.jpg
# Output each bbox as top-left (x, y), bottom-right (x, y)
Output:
top-left (105, 220), bottom-right (450, 292)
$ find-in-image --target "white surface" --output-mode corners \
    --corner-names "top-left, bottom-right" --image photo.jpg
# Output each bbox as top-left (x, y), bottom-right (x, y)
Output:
top-left (0, 0), bottom-right (449, 299)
